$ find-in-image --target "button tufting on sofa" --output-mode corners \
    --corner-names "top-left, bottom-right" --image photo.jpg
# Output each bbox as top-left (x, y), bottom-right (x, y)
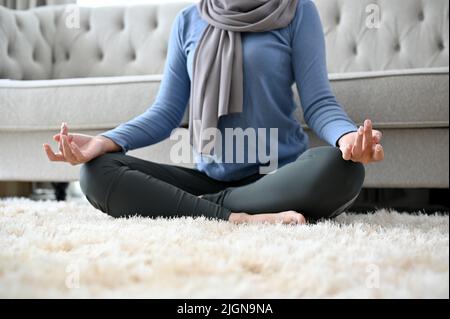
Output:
top-left (15, 17), bottom-right (22, 30)
top-left (130, 50), bottom-right (137, 61)
top-left (335, 14), bottom-right (340, 25)
top-left (6, 43), bottom-right (12, 57)
top-left (418, 11), bottom-right (425, 21)
top-left (1, 1), bottom-right (447, 80)
top-left (97, 50), bottom-right (104, 61)
top-left (118, 19), bottom-right (125, 31)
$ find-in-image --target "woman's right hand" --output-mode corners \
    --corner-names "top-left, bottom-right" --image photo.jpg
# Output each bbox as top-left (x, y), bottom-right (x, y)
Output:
top-left (43, 123), bottom-right (114, 165)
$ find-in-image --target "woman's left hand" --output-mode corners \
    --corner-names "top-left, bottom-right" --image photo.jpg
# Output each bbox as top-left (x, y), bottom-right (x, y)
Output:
top-left (338, 119), bottom-right (384, 164)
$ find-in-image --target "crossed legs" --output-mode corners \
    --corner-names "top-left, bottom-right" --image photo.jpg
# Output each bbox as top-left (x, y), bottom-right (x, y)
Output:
top-left (80, 147), bottom-right (365, 223)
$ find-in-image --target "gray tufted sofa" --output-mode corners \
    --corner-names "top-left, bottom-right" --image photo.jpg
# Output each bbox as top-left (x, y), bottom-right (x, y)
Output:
top-left (0, 0), bottom-right (449, 188)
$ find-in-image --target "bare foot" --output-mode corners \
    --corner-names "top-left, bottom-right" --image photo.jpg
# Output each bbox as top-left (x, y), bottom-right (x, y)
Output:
top-left (229, 210), bottom-right (306, 225)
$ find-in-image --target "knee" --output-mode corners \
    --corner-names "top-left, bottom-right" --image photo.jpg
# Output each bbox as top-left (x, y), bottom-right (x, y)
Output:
top-left (323, 146), bottom-right (365, 196)
top-left (80, 153), bottom-right (107, 196)
top-left (303, 147), bottom-right (365, 217)
top-left (305, 146), bottom-right (365, 194)
top-left (79, 153), bottom-right (122, 211)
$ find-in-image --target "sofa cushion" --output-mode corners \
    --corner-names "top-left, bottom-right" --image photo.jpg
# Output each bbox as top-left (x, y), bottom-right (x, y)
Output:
top-left (1, 1), bottom-right (448, 80)
top-left (295, 67), bottom-right (450, 129)
top-left (0, 6), bottom-right (57, 80)
top-left (0, 75), bottom-right (164, 131)
top-left (315, 0), bottom-right (449, 73)
top-left (0, 3), bottom-right (191, 81)
top-left (1, 67), bottom-right (447, 132)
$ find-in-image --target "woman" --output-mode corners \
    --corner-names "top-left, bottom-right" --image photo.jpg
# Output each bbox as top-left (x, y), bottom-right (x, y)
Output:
top-left (44, 0), bottom-right (384, 225)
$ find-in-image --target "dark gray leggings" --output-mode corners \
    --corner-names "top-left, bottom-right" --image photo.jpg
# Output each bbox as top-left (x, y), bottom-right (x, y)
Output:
top-left (79, 146), bottom-right (365, 221)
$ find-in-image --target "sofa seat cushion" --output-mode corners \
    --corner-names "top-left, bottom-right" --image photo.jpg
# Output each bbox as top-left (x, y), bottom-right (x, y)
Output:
top-left (1, 67), bottom-right (448, 133)
top-left (296, 67), bottom-right (449, 129)
top-left (0, 75), bottom-right (166, 131)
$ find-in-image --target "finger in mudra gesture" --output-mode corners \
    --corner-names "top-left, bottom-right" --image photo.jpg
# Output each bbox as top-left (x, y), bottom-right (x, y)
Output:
top-left (43, 122), bottom-right (105, 165)
top-left (338, 119), bottom-right (384, 164)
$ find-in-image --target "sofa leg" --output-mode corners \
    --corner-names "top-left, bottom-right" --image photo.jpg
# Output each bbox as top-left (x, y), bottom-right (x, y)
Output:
top-left (51, 182), bottom-right (69, 201)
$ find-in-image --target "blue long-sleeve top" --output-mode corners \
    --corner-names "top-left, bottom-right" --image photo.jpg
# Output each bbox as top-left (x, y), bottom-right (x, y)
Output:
top-left (102, 0), bottom-right (357, 182)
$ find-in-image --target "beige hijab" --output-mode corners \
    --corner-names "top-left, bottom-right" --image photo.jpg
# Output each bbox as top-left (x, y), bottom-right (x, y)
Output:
top-left (190, 0), bottom-right (299, 155)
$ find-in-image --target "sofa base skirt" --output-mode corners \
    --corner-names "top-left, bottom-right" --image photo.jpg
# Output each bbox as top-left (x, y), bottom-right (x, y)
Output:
top-left (0, 128), bottom-right (448, 188)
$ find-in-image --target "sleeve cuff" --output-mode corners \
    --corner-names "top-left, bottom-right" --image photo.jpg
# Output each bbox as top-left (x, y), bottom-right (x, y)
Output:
top-left (323, 122), bottom-right (358, 148)
top-left (334, 129), bottom-right (357, 147)
top-left (100, 131), bottom-right (128, 154)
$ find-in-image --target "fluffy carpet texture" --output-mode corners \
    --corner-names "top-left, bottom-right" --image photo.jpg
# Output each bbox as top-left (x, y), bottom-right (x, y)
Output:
top-left (0, 198), bottom-right (448, 299)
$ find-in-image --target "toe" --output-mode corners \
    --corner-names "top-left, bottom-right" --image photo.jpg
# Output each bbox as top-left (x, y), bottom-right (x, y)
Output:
top-left (298, 214), bottom-right (307, 225)
top-left (285, 211), bottom-right (306, 225)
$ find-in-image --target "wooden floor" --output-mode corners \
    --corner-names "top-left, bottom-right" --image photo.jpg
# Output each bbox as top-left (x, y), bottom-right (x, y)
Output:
top-left (0, 182), bottom-right (33, 198)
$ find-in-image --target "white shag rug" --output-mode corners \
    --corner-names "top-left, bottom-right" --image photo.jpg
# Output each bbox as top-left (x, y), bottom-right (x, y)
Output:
top-left (0, 197), bottom-right (448, 299)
